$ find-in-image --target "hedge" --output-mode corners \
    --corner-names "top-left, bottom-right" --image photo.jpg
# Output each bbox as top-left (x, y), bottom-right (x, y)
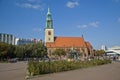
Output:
top-left (27, 59), bottom-right (111, 76)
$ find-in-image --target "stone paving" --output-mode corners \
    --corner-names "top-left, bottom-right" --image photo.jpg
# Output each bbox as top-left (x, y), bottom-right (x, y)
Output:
top-left (0, 61), bottom-right (27, 80)
top-left (32, 61), bottom-right (120, 80)
top-left (0, 61), bottom-right (120, 80)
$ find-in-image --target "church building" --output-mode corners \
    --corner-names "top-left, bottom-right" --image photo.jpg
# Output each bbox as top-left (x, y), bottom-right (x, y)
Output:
top-left (45, 8), bottom-right (94, 57)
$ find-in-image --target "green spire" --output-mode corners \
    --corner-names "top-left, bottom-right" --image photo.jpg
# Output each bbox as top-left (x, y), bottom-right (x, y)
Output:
top-left (47, 7), bottom-right (51, 15)
top-left (46, 7), bottom-right (52, 20)
top-left (46, 7), bottom-right (53, 29)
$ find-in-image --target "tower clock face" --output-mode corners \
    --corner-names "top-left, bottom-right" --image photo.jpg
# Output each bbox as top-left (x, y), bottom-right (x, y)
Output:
top-left (48, 31), bottom-right (51, 35)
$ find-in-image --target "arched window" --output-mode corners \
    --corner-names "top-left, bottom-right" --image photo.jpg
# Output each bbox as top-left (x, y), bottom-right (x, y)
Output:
top-left (48, 38), bottom-right (50, 41)
top-left (49, 49), bottom-right (51, 56)
top-left (48, 31), bottom-right (51, 35)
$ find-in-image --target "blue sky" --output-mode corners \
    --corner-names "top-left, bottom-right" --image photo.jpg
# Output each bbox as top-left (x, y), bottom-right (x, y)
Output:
top-left (0, 0), bottom-right (120, 49)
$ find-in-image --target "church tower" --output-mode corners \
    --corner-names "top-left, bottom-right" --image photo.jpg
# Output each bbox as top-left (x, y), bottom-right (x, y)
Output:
top-left (45, 8), bottom-right (54, 43)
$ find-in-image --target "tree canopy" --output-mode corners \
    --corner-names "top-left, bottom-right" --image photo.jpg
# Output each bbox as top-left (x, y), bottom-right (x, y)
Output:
top-left (0, 42), bottom-right (47, 61)
top-left (53, 49), bottom-right (66, 59)
top-left (94, 50), bottom-right (105, 56)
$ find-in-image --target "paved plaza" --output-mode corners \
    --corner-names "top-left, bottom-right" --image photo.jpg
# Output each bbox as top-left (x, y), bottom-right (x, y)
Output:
top-left (32, 61), bottom-right (120, 80)
top-left (0, 62), bottom-right (27, 80)
top-left (0, 61), bottom-right (120, 80)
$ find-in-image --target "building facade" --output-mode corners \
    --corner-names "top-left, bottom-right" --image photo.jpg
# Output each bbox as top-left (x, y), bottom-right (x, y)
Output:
top-left (45, 8), bottom-right (94, 57)
top-left (15, 38), bottom-right (42, 45)
top-left (0, 33), bottom-right (15, 45)
top-left (101, 45), bottom-right (107, 51)
top-left (15, 38), bottom-right (34, 45)
top-left (106, 46), bottom-right (120, 56)
top-left (45, 8), bottom-right (54, 43)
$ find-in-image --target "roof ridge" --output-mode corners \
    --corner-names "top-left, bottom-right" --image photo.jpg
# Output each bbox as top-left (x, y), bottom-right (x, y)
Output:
top-left (54, 36), bottom-right (83, 38)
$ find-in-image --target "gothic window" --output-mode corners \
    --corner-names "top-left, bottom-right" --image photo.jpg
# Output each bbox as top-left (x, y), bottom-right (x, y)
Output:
top-left (48, 31), bottom-right (51, 35)
top-left (49, 49), bottom-right (52, 56)
top-left (48, 38), bottom-right (50, 41)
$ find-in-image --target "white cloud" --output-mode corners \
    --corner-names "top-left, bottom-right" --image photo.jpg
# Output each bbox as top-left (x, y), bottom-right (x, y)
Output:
top-left (114, 0), bottom-right (120, 3)
top-left (15, 0), bottom-right (44, 10)
top-left (66, 1), bottom-right (79, 8)
top-left (89, 21), bottom-right (99, 28)
top-left (33, 28), bottom-right (41, 32)
top-left (16, 3), bottom-right (43, 9)
top-left (27, 0), bottom-right (38, 2)
top-left (27, 0), bottom-right (41, 3)
top-left (77, 21), bottom-right (100, 29)
top-left (77, 25), bottom-right (88, 28)
top-left (118, 17), bottom-right (120, 22)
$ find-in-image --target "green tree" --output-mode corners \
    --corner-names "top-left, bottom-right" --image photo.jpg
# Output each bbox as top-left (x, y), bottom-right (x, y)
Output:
top-left (32, 43), bottom-right (47, 59)
top-left (24, 44), bottom-right (33, 58)
top-left (0, 42), bottom-right (47, 60)
top-left (53, 49), bottom-right (66, 60)
top-left (95, 50), bottom-right (105, 56)
top-left (0, 42), bottom-right (9, 60)
top-left (14, 45), bottom-right (24, 59)
top-left (0, 42), bottom-right (16, 60)
top-left (7, 44), bottom-right (16, 58)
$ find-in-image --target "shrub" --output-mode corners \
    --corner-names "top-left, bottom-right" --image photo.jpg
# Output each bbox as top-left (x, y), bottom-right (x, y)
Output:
top-left (27, 59), bottom-right (111, 76)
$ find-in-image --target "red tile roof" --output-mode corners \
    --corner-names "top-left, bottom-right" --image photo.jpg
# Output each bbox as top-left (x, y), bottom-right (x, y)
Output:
top-left (46, 37), bottom-right (90, 48)
top-left (85, 41), bottom-right (92, 48)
